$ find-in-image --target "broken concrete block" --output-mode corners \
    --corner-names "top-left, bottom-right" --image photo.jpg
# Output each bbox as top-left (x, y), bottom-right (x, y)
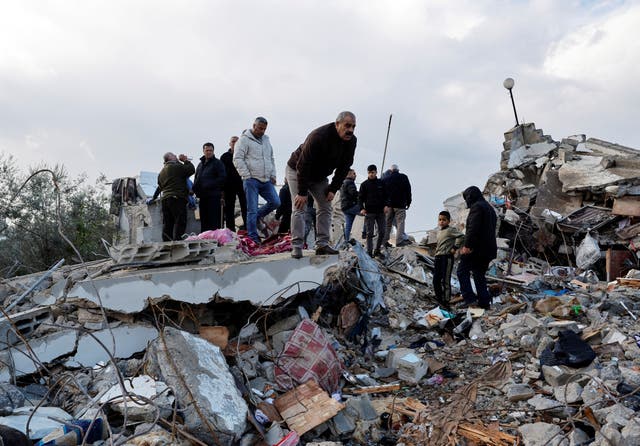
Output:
top-left (594, 403), bottom-right (635, 427)
top-left (0, 383), bottom-right (26, 416)
top-left (542, 364), bottom-right (596, 387)
top-left (98, 375), bottom-right (174, 422)
top-left (621, 419), bottom-right (640, 445)
top-left (198, 325), bottom-right (229, 349)
top-left (266, 314), bottom-right (301, 336)
top-left (619, 365), bottom-right (640, 387)
top-left (271, 329), bottom-right (293, 354)
top-left (526, 395), bottom-right (576, 418)
top-left (396, 352), bottom-right (428, 384)
top-left (507, 384), bottom-right (534, 402)
top-left (568, 428), bottom-right (590, 446)
top-left (0, 406), bottom-right (73, 440)
top-left (385, 347), bottom-right (415, 369)
top-left (603, 329), bottom-right (627, 345)
top-left (546, 320), bottom-right (579, 336)
top-left (553, 382), bottom-right (583, 404)
top-left (594, 423), bottom-right (622, 445)
top-left (274, 380), bottom-right (344, 436)
top-left (147, 327), bottom-right (247, 445)
top-left (518, 422), bottom-right (567, 446)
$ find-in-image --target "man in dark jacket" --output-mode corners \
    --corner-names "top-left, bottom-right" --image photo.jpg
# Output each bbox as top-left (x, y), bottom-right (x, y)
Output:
top-left (383, 164), bottom-right (412, 247)
top-left (275, 179), bottom-right (292, 233)
top-left (359, 164), bottom-right (389, 258)
top-left (193, 142), bottom-right (226, 232)
top-left (156, 152), bottom-right (195, 241)
top-left (286, 111), bottom-right (357, 258)
top-left (457, 185), bottom-right (498, 309)
top-left (340, 169), bottom-right (359, 244)
top-left (220, 136), bottom-right (247, 231)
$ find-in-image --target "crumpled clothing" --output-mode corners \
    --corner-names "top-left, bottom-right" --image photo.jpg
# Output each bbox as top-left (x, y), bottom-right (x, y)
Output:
top-left (237, 232), bottom-right (292, 256)
top-left (186, 228), bottom-right (236, 244)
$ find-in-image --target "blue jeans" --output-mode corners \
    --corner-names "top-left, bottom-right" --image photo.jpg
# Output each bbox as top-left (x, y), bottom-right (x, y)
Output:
top-left (457, 255), bottom-right (491, 307)
top-left (244, 178), bottom-right (280, 242)
top-left (343, 204), bottom-right (360, 243)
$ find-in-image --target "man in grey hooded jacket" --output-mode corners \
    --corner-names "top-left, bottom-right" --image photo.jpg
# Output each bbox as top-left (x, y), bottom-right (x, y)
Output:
top-left (233, 117), bottom-right (280, 243)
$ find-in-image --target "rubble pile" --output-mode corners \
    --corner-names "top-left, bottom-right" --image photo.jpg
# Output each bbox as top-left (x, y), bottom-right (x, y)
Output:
top-left (1, 122), bottom-right (640, 445)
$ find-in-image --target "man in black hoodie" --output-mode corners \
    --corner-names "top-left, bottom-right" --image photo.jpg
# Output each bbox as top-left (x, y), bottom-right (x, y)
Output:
top-left (457, 185), bottom-right (497, 309)
top-left (193, 142), bottom-right (226, 231)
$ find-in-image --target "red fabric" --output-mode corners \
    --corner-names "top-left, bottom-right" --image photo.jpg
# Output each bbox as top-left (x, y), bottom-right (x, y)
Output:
top-left (237, 232), bottom-right (293, 256)
top-left (274, 319), bottom-right (344, 393)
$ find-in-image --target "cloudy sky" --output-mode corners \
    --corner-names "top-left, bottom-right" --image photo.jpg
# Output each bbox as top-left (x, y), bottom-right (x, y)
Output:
top-left (1, 0), bottom-right (639, 236)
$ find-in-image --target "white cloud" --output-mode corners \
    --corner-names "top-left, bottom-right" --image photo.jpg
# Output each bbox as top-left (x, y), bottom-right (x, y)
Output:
top-left (0, 0), bottom-right (638, 235)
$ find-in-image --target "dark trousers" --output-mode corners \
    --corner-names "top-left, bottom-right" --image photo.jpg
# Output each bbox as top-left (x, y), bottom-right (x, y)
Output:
top-left (199, 195), bottom-right (223, 232)
top-left (161, 197), bottom-right (188, 241)
top-left (365, 212), bottom-right (385, 254)
top-left (433, 254), bottom-right (454, 305)
top-left (457, 255), bottom-right (491, 307)
top-left (279, 210), bottom-right (292, 233)
top-left (224, 187), bottom-right (247, 231)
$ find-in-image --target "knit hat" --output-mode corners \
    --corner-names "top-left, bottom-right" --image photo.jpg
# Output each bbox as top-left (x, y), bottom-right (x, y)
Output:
top-left (367, 164), bottom-right (377, 172)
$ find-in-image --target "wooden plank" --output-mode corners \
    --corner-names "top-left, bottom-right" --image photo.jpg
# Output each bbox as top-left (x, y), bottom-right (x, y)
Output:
top-left (612, 196), bottom-right (640, 217)
top-left (349, 383), bottom-right (401, 395)
top-left (274, 380), bottom-right (344, 436)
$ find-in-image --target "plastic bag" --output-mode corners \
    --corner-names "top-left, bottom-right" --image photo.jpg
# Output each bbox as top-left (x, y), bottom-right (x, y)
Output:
top-left (576, 232), bottom-right (600, 270)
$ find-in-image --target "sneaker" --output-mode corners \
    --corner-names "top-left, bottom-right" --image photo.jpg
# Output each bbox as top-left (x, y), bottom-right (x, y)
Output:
top-left (315, 245), bottom-right (339, 255)
top-left (373, 249), bottom-right (384, 258)
top-left (396, 239), bottom-right (412, 247)
top-left (291, 247), bottom-right (303, 259)
top-left (384, 242), bottom-right (393, 248)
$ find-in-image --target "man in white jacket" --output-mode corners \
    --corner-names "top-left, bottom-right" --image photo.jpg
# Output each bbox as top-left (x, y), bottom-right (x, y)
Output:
top-left (233, 117), bottom-right (280, 243)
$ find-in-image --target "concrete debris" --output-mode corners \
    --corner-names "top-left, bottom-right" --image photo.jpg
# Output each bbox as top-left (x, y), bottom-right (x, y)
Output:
top-left (4, 120), bottom-right (640, 445)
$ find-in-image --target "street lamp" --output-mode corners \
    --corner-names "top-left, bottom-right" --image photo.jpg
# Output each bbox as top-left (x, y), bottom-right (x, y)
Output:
top-left (503, 77), bottom-right (519, 127)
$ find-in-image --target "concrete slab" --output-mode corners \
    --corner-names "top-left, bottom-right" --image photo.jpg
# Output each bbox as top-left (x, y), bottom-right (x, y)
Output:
top-left (67, 324), bottom-right (158, 367)
top-left (0, 330), bottom-right (77, 381)
top-left (558, 155), bottom-right (640, 192)
top-left (64, 253), bottom-right (338, 313)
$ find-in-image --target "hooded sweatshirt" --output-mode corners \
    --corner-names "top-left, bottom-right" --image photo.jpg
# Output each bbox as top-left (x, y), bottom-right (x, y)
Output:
top-left (462, 186), bottom-right (497, 261)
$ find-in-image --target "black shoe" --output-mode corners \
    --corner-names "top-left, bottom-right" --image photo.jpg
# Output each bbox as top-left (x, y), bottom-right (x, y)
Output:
top-left (367, 250), bottom-right (373, 257)
top-left (291, 247), bottom-right (303, 259)
top-left (396, 239), bottom-right (412, 247)
top-left (316, 245), bottom-right (339, 255)
top-left (384, 242), bottom-right (393, 248)
top-left (373, 249), bottom-right (384, 258)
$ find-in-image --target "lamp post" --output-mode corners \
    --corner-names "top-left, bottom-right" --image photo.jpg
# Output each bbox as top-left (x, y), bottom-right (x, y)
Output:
top-left (503, 77), bottom-right (519, 127)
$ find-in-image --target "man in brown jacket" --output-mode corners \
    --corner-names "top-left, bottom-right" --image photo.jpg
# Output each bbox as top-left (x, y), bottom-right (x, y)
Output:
top-left (285, 111), bottom-right (357, 258)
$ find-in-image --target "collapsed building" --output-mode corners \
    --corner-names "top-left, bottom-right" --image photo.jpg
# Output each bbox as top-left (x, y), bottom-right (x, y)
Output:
top-left (1, 122), bottom-right (640, 445)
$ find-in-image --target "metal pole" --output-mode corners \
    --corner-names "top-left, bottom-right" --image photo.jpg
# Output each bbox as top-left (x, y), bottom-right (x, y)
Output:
top-left (381, 114), bottom-right (393, 173)
top-left (509, 89), bottom-right (519, 126)
top-left (3, 258), bottom-right (66, 314)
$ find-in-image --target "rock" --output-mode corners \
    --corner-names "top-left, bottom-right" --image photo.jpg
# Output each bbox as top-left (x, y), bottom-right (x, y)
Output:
top-left (594, 403), bottom-right (635, 427)
top-left (554, 382), bottom-right (583, 404)
top-left (518, 422), bottom-right (567, 446)
top-left (603, 329), bottom-right (627, 345)
top-left (147, 328), bottom-right (248, 445)
top-left (0, 384), bottom-right (25, 416)
top-left (542, 364), bottom-right (595, 387)
top-left (621, 419), bottom-right (640, 445)
top-left (619, 365), bottom-right (640, 387)
top-left (594, 423), bottom-right (622, 445)
top-left (568, 428), bottom-right (591, 446)
top-left (0, 424), bottom-right (30, 446)
top-left (581, 380), bottom-right (604, 408)
top-left (526, 394), bottom-right (576, 418)
top-left (507, 384), bottom-right (535, 402)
